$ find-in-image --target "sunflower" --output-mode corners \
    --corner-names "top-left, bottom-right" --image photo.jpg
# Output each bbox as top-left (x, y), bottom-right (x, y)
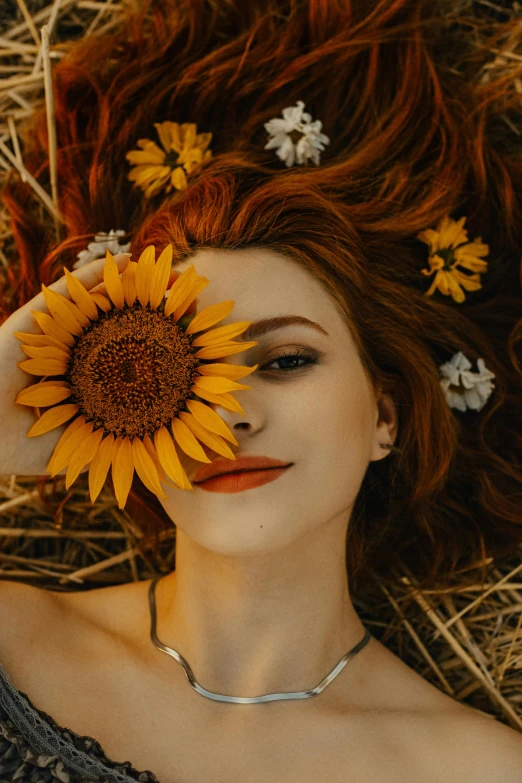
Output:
top-left (126, 122), bottom-right (213, 199)
top-left (14, 246), bottom-right (259, 510)
top-left (417, 215), bottom-right (489, 303)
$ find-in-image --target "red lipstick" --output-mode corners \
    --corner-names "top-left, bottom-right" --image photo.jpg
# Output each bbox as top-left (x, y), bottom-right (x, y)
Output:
top-left (195, 465), bottom-right (291, 493)
top-left (193, 455), bottom-right (292, 483)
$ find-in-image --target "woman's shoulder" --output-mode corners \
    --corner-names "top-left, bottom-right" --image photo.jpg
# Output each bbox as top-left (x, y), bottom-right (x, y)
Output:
top-left (0, 579), bottom-right (63, 678)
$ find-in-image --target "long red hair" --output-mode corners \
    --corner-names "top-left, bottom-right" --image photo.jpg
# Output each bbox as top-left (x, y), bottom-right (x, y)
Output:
top-left (2, 0), bottom-right (522, 594)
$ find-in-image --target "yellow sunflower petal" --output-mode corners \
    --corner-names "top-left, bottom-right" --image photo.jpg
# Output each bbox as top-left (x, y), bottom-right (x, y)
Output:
top-left (191, 321), bottom-right (253, 347)
top-left (15, 383), bottom-right (73, 407)
top-left (180, 123), bottom-right (197, 148)
top-left (171, 416), bottom-right (210, 462)
top-left (163, 121), bottom-right (182, 151)
top-left (192, 376), bottom-right (252, 394)
top-left (179, 147), bottom-right (203, 174)
top-left (63, 267), bottom-right (99, 321)
top-left (164, 262), bottom-right (198, 318)
top-left (438, 216), bottom-right (468, 248)
top-left (142, 432), bottom-right (166, 481)
top-left (132, 436), bottom-right (167, 498)
top-left (47, 415), bottom-right (87, 475)
top-left (454, 237), bottom-right (489, 257)
top-left (154, 122), bottom-right (177, 154)
top-left (142, 434), bottom-right (189, 490)
top-left (194, 132), bottom-right (212, 150)
top-left (446, 274), bottom-right (466, 303)
top-left (103, 249), bottom-right (125, 309)
top-left (451, 268), bottom-right (482, 292)
top-left (122, 260), bottom-right (138, 307)
top-left (135, 245), bottom-right (156, 307)
top-left (88, 433), bottom-right (117, 503)
top-left (26, 403), bottom-right (79, 437)
top-left (17, 358), bottom-right (68, 376)
top-left (185, 399), bottom-right (239, 444)
top-left (196, 362), bottom-right (257, 380)
top-left (19, 345), bottom-right (70, 362)
top-left (149, 245), bottom-right (173, 310)
top-left (171, 166), bottom-right (188, 191)
top-left (13, 331), bottom-right (71, 351)
top-left (192, 388), bottom-right (245, 414)
top-left (44, 287), bottom-right (91, 330)
top-left (30, 311), bottom-right (76, 347)
top-left (154, 425), bottom-right (192, 489)
top-left (423, 271), bottom-right (443, 298)
top-left (41, 286), bottom-right (84, 336)
top-left (65, 426), bottom-right (105, 489)
top-left (416, 227), bottom-right (439, 251)
top-left (178, 412), bottom-right (236, 460)
top-left (171, 276), bottom-right (211, 321)
top-left (128, 164), bottom-right (170, 187)
top-left (112, 436), bottom-right (135, 510)
top-left (126, 142), bottom-right (166, 164)
top-left (194, 340), bottom-right (258, 360)
top-left (185, 300), bottom-right (235, 334)
top-left (455, 255), bottom-right (488, 274)
top-left (90, 293), bottom-right (112, 312)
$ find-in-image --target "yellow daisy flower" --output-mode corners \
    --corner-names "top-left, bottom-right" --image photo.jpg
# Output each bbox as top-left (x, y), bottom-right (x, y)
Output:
top-left (126, 122), bottom-right (213, 199)
top-left (417, 215), bottom-right (490, 303)
top-left (13, 246), bottom-right (259, 510)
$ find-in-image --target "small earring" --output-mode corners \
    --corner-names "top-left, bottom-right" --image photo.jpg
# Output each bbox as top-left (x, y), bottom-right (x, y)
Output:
top-left (379, 442), bottom-right (401, 453)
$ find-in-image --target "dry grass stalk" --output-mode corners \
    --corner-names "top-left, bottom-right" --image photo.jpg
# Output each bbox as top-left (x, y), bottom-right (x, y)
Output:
top-left (32, 0), bottom-right (62, 74)
top-left (400, 575), bottom-right (522, 730)
top-left (40, 24), bottom-right (60, 228)
top-left (3, 0), bottom-right (77, 41)
top-left (7, 114), bottom-right (26, 182)
top-left (15, 0), bottom-right (41, 47)
top-left (0, 137), bottom-right (62, 221)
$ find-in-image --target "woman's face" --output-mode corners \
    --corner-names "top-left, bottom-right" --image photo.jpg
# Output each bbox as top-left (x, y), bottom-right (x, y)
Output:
top-left (158, 246), bottom-right (397, 555)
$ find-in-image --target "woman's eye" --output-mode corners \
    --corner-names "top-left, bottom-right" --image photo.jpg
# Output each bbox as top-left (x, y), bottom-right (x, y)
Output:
top-left (261, 349), bottom-right (318, 373)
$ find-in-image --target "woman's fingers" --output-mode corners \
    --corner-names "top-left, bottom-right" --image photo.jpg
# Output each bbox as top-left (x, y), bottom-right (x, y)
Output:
top-left (89, 268), bottom-right (180, 298)
top-left (46, 253), bottom-right (131, 299)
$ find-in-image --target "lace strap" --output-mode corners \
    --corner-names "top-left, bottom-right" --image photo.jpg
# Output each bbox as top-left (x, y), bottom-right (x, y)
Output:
top-left (0, 662), bottom-right (139, 782)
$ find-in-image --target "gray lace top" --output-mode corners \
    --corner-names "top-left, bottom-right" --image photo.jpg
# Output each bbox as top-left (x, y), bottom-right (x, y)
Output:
top-left (0, 662), bottom-right (161, 783)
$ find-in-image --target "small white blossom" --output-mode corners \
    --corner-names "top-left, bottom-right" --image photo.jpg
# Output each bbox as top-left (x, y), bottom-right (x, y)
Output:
top-left (264, 100), bottom-right (330, 167)
top-left (73, 230), bottom-right (131, 270)
top-left (439, 351), bottom-right (496, 412)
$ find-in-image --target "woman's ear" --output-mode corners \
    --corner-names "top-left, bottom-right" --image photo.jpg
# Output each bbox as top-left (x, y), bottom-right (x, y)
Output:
top-left (370, 390), bottom-right (399, 462)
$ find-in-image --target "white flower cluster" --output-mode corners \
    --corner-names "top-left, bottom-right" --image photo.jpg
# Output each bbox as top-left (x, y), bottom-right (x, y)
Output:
top-left (264, 100), bottom-right (330, 167)
top-left (439, 351), bottom-right (496, 412)
top-left (74, 230), bottom-right (131, 270)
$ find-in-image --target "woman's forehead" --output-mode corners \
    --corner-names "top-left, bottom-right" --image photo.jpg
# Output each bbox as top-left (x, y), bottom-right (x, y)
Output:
top-left (172, 247), bottom-right (333, 318)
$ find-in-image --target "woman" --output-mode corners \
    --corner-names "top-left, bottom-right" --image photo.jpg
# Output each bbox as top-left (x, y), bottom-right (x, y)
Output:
top-left (1, 0), bottom-right (522, 780)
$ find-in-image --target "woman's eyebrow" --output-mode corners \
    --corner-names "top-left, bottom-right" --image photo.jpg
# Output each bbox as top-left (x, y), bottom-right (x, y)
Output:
top-left (239, 315), bottom-right (329, 341)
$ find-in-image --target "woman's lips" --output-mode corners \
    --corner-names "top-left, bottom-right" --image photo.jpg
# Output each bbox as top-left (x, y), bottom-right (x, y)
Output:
top-left (195, 466), bottom-right (291, 493)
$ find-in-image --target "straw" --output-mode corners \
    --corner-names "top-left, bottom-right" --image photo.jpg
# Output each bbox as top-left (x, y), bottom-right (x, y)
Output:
top-left (40, 24), bottom-right (60, 232)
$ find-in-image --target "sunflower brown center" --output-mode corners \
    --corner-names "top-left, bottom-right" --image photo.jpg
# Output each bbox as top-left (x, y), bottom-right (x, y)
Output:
top-left (436, 247), bottom-right (457, 270)
top-left (164, 150), bottom-right (180, 167)
top-left (66, 303), bottom-right (200, 439)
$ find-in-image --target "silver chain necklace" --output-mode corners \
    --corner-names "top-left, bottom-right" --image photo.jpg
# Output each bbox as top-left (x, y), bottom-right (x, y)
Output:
top-left (148, 573), bottom-right (372, 704)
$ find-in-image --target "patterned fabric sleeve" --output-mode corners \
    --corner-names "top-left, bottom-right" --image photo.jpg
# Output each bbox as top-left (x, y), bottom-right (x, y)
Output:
top-left (0, 663), bottom-right (159, 783)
